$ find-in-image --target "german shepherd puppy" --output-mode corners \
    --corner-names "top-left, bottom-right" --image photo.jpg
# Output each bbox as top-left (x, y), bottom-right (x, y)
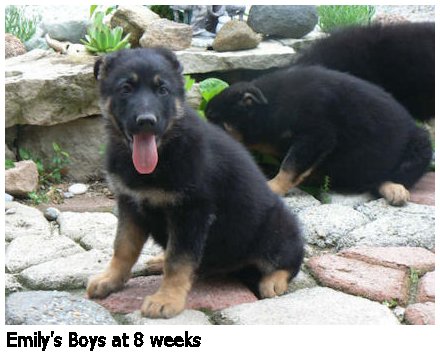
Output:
top-left (205, 65), bottom-right (432, 206)
top-left (87, 48), bottom-right (304, 319)
top-left (294, 22), bottom-right (435, 121)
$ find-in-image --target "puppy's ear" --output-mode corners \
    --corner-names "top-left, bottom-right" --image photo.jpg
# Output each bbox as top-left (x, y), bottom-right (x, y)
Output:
top-left (241, 86), bottom-right (268, 107)
top-left (155, 47), bottom-right (183, 74)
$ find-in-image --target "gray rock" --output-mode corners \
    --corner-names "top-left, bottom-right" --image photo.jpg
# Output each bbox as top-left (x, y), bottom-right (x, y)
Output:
top-left (248, 5), bottom-right (318, 38)
top-left (287, 269), bottom-right (317, 293)
top-left (110, 5), bottom-right (160, 47)
top-left (5, 33), bottom-right (26, 58)
top-left (5, 51), bottom-right (98, 128)
top-left (18, 116), bottom-right (105, 182)
top-left (5, 193), bottom-right (14, 202)
top-left (39, 5), bottom-right (90, 43)
top-left (212, 20), bottom-right (262, 52)
top-left (283, 188), bottom-right (321, 213)
top-left (5, 202), bottom-right (52, 242)
top-left (5, 274), bottom-right (24, 295)
top-left (19, 249), bottom-right (110, 290)
top-left (341, 215), bottom-right (435, 250)
top-left (68, 183), bottom-right (88, 195)
top-left (177, 40), bottom-right (295, 74)
top-left (140, 19), bottom-right (193, 51)
top-left (297, 204), bottom-right (369, 248)
top-left (57, 211), bottom-right (118, 242)
top-left (327, 192), bottom-right (374, 208)
top-left (5, 160), bottom-right (39, 196)
top-left (125, 310), bottom-right (212, 325)
top-left (220, 287), bottom-right (399, 325)
top-left (63, 192), bottom-right (74, 199)
top-left (6, 291), bottom-right (117, 325)
top-left (44, 207), bottom-right (60, 221)
top-left (355, 198), bottom-right (435, 220)
top-left (6, 233), bottom-right (83, 273)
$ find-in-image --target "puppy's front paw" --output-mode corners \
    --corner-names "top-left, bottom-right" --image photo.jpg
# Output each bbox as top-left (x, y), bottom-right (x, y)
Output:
top-left (268, 178), bottom-right (288, 196)
top-left (141, 292), bottom-right (186, 319)
top-left (87, 272), bottom-right (125, 299)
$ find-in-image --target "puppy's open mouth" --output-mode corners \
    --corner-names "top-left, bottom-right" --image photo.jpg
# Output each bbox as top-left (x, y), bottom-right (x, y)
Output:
top-left (131, 132), bottom-right (158, 174)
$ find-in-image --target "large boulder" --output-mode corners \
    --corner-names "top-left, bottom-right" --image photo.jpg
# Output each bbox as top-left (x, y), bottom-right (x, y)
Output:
top-left (212, 20), bottom-right (262, 52)
top-left (39, 5), bottom-right (90, 43)
top-left (110, 5), bottom-right (160, 47)
top-left (17, 116), bottom-right (106, 181)
top-left (140, 19), bottom-right (192, 51)
top-left (5, 50), bottom-right (98, 128)
top-left (247, 5), bottom-right (318, 38)
top-left (5, 160), bottom-right (39, 197)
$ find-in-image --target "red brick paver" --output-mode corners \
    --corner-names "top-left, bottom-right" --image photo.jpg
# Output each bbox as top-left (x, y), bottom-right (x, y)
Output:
top-left (307, 254), bottom-right (410, 305)
top-left (409, 172), bottom-right (435, 206)
top-left (339, 247), bottom-right (435, 273)
top-left (404, 302), bottom-right (435, 325)
top-left (417, 271), bottom-right (435, 303)
top-left (93, 275), bottom-right (257, 314)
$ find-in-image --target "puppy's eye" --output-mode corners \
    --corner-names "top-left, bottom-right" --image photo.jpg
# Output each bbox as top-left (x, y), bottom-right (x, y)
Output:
top-left (119, 83), bottom-right (133, 96)
top-left (157, 85), bottom-right (169, 96)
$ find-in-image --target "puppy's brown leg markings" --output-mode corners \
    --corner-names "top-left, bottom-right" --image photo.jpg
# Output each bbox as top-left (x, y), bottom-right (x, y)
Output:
top-left (141, 257), bottom-right (195, 318)
top-left (145, 253), bottom-right (165, 274)
top-left (268, 169), bottom-right (295, 196)
top-left (268, 166), bottom-right (315, 196)
top-left (259, 270), bottom-right (291, 298)
top-left (378, 181), bottom-right (410, 206)
top-left (87, 219), bottom-right (146, 299)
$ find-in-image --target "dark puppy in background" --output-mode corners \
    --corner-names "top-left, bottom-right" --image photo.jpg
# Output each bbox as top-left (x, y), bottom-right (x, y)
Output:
top-left (295, 22), bottom-right (435, 121)
top-left (206, 65), bottom-right (432, 206)
top-left (87, 48), bottom-right (303, 319)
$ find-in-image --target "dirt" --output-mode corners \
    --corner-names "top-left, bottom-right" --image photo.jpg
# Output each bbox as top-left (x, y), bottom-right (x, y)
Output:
top-left (18, 180), bottom-right (116, 213)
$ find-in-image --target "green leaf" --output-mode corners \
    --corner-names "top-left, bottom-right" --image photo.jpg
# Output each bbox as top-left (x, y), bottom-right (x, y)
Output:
top-left (199, 78), bottom-right (229, 103)
top-left (184, 75), bottom-right (195, 92)
top-left (90, 5), bottom-right (98, 18)
top-left (5, 159), bottom-right (15, 170)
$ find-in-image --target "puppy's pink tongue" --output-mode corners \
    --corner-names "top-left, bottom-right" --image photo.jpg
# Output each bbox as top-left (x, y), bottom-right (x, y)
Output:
top-left (132, 133), bottom-right (158, 174)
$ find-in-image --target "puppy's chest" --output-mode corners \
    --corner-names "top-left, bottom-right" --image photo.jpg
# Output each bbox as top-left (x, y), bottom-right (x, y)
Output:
top-left (108, 172), bottom-right (183, 208)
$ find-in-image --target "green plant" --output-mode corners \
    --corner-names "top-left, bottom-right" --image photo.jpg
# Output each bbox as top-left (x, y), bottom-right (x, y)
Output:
top-left (5, 5), bottom-right (41, 42)
top-left (81, 6), bottom-right (131, 55)
top-left (320, 175), bottom-right (332, 203)
top-left (409, 268), bottom-right (419, 284)
top-left (5, 159), bottom-right (15, 170)
top-left (198, 78), bottom-right (229, 118)
top-left (317, 5), bottom-right (375, 33)
top-left (150, 5), bottom-right (175, 20)
top-left (28, 191), bottom-right (49, 205)
top-left (382, 299), bottom-right (398, 309)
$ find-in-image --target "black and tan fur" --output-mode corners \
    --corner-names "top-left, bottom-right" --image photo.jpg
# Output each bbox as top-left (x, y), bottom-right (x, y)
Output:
top-left (87, 48), bottom-right (304, 319)
top-left (205, 66), bottom-right (432, 206)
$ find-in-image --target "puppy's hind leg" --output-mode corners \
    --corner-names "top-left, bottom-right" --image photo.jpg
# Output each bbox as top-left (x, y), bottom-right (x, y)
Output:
top-left (378, 127), bottom-right (432, 206)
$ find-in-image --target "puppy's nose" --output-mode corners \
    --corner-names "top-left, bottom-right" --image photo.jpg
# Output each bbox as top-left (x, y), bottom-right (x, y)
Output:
top-left (136, 114), bottom-right (157, 128)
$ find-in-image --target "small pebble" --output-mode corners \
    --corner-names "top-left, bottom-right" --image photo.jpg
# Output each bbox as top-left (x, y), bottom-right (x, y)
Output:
top-left (5, 193), bottom-right (14, 202)
top-left (63, 192), bottom-right (74, 199)
top-left (44, 207), bottom-right (60, 221)
top-left (68, 183), bottom-right (88, 195)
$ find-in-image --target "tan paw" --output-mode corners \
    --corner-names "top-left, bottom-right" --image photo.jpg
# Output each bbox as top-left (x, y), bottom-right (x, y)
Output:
top-left (258, 270), bottom-right (290, 299)
top-left (145, 254), bottom-right (165, 274)
top-left (86, 272), bottom-right (125, 299)
top-left (141, 292), bottom-right (186, 319)
top-left (379, 182), bottom-right (410, 206)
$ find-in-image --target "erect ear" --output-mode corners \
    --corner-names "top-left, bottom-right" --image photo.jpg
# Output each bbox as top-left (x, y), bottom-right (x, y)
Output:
top-left (240, 86), bottom-right (268, 107)
top-left (155, 47), bottom-right (184, 74)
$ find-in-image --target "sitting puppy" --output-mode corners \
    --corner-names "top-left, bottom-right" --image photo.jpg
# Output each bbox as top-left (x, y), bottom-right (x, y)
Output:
top-left (295, 22), bottom-right (435, 121)
top-left (205, 65), bottom-right (432, 205)
top-left (87, 48), bottom-right (304, 319)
